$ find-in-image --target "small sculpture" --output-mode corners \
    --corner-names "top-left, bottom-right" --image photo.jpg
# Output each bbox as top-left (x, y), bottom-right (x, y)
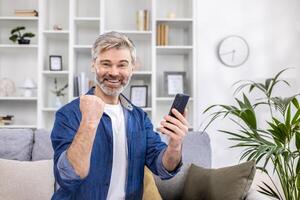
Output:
top-left (0, 78), bottom-right (16, 97)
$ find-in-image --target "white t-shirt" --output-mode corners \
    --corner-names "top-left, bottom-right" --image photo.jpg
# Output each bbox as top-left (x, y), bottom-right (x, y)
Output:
top-left (104, 103), bottom-right (127, 200)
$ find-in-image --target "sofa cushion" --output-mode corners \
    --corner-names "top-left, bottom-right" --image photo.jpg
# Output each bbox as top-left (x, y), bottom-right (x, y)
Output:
top-left (0, 129), bottom-right (33, 161)
top-left (32, 129), bottom-right (53, 161)
top-left (154, 164), bottom-right (190, 200)
top-left (143, 166), bottom-right (162, 200)
top-left (154, 132), bottom-right (211, 200)
top-left (182, 160), bottom-right (256, 200)
top-left (0, 158), bottom-right (54, 200)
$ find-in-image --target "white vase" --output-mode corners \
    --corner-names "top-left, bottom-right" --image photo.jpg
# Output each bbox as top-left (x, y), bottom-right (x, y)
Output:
top-left (54, 96), bottom-right (62, 108)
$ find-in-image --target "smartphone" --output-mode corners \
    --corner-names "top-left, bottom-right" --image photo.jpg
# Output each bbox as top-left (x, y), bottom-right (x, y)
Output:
top-left (168, 93), bottom-right (190, 118)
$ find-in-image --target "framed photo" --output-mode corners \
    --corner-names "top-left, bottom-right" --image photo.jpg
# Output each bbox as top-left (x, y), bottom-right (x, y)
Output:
top-left (49, 55), bottom-right (62, 71)
top-left (164, 71), bottom-right (186, 96)
top-left (130, 85), bottom-right (148, 107)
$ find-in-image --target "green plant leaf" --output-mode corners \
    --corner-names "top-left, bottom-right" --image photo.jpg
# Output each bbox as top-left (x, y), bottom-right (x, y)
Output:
top-left (292, 98), bottom-right (300, 109)
top-left (22, 32), bottom-right (35, 38)
top-left (258, 181), bottom-right (281, 199)
top-left (10, 26), bottom-right (25, 34)
top-left (296, 132), bottom-right (300, 150)
top-left (9, 34), bottom-right (18, 42)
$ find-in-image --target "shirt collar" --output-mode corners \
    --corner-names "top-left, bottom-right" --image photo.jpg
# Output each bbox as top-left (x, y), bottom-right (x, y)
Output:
top-left (87, 86), bottom-right (133, 111)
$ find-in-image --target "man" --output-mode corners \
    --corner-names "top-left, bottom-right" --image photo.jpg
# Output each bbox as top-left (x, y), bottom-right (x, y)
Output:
top-left (51, 31), bottom-right (189, 200)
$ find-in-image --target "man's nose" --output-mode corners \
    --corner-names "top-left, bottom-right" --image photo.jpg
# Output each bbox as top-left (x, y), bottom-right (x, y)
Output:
top-left (108, 65), bottom-right (119, 76)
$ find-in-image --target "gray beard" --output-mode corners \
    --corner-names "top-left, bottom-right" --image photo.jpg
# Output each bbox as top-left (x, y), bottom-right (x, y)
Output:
top-left (94, 73), bottom-right (131, 96)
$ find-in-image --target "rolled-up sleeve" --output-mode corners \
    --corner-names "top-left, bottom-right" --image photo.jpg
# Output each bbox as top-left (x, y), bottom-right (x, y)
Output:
top-left (51, 108), bottom-right (85, 192)
top-left (143, 111), bottom-right (181, 180)
top-left (57, 150), bottom-right (81, 180)
top-left (155, 148), bottom-right (182, 179)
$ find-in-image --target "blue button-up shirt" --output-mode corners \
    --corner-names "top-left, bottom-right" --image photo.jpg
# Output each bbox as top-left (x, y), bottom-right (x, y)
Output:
top-left (51, 87), bottom-right (181, 200)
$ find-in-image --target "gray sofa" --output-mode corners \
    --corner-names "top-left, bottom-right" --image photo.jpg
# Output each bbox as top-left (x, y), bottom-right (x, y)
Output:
top-left (0, 129), bottom-right (263, 200)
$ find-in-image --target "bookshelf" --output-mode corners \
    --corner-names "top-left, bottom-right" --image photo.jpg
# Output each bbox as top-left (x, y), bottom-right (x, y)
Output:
top-left (0, 0), bottom-right (196, 130)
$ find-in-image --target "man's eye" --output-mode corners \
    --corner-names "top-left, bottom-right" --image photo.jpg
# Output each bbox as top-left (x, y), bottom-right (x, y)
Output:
top-left (118, 64), bottom-right (128, 68)
top-left (102, 63), bottom-right (110, 66)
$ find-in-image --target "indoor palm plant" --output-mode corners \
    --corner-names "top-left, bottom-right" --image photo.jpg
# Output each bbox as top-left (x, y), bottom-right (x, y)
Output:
top-left (203, 69), bottom-right (300, 200)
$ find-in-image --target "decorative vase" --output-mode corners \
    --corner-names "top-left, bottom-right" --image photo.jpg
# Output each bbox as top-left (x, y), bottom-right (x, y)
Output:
top-left (54, 96), bottom-right (62, 108)
top-left (18, 39), bottom-right (30, 44)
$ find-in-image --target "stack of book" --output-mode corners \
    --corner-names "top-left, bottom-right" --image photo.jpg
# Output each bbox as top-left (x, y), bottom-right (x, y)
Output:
top-left (136, 9), bottom-right (150, 31)
top-left (156, 24), bottom-right (169, 46)
top-left (0, 115), bottom-right (14, 125)
top-left (74, 72), bottom-right (95, 97)
top-left (14, 9), bottom-right (38, 17)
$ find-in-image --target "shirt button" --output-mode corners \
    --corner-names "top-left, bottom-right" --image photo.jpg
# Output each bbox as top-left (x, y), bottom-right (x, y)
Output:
top-left (105, 182), bottom-right (109, 186)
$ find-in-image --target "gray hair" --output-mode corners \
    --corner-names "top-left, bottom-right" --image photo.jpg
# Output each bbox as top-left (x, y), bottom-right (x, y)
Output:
top-left (91, 31), bottom-right (136, 64)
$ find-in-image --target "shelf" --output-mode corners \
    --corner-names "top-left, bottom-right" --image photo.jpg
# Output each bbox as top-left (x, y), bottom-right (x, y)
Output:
top-left (105, 30), bottom-right (152, 35)
top-left (133, 71), bottom-right (152, 75)
top-left (74, 17), bottom-right (100, 22)
top-left (43, 30), bottom-right (69, 39)
top-left (0, 97), bottom-right (37, 101)
top-left (42, 71), bottom-right (69, 76)
top-left (74, 45), bottom-right (92, 52)
top-left (156, 46), bottom-right (193, 54)
top-left (0, 16), bottom-right (38, 21)
top-left (0, 125), bottom-right (37, 129)
top-left (156, 18), bottom-right (193, 22)
top-left (0, 44), bottom-right (38, 48)
top-left (41, 108), bottom-right (58, 112)
top-left (156, 18), bottom-right (193, 29)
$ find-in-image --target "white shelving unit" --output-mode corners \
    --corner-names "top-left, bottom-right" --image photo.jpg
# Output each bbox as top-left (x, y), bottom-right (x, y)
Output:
top-left (0, 0), bottom-right (196, 131)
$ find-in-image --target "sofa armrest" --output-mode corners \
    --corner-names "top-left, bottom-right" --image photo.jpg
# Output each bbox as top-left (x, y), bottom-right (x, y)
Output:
top-left (245, 189), bottom-right (274, 200)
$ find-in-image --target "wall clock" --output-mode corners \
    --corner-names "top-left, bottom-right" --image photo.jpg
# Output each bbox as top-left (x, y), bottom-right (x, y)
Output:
top-left (218, 35), bottom-right (249, 67)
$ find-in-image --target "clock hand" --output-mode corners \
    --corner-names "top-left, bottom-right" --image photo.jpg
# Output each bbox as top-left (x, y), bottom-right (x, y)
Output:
top-left (220, 50), bottom-right (234, 56)
top-left (232, 49), bottom-right (236, 62)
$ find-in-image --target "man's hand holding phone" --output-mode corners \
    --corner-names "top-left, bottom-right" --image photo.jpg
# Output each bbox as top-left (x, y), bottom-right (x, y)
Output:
top-left (159, 94), bottom-right (190, 151)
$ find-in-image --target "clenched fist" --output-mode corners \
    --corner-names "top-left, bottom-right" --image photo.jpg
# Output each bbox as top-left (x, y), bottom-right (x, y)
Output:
top-left (80, 95), bottom-right (105, 124)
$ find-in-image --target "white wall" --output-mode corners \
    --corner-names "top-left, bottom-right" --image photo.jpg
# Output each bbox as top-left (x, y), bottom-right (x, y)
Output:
top-left (195, 0), bottom-right (300, 169)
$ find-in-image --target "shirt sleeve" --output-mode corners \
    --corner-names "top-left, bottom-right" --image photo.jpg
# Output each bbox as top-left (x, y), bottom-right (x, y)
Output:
top-left (57, 150), bottom-right (81, 180)
top-left (142, 110), bottom-right (182, 180)
top-left (155, 147), bottom-right (183, 180)
top-left (51, 108), bottom-right (86, 192)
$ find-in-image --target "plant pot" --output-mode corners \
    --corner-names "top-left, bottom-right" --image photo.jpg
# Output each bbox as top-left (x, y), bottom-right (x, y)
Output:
top-left (18, 39), bottom-right (30, 45)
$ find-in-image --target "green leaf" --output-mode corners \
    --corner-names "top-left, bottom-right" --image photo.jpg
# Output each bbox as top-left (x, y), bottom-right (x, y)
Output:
top-left (9, 34), bottom-right (18, 42)
top-left (296, 132), bottom-right (300, 150)
top-left (22, 32), bottom-right (35, 38)
top-left (10, 26), bottom-right (25, 34)
top-left (292, 98), bottom-right (300, 109)
top-left (258, 181), bottom-right (281, 199)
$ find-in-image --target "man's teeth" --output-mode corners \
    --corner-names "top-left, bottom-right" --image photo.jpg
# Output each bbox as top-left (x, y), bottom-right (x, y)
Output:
top-left (107, 80), bottom-right (119, 83)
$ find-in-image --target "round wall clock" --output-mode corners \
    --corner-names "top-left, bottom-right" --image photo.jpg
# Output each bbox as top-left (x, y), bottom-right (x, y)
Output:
top-left (218, 35), bottom-right (249, 67)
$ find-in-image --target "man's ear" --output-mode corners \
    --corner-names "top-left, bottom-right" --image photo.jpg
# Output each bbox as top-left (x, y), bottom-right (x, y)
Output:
top-left (131, 63), bottom-right (136, 71)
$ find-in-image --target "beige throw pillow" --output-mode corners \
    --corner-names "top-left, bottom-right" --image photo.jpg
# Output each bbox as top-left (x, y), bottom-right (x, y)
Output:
top-left (143, 166), bottom-right (162, 200)
top-left (0, 159), bottom-right (54, 200)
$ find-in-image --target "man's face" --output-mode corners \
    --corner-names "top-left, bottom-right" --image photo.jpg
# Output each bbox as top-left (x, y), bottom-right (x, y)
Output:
top-left (93, 48), bottom-right (134, 96)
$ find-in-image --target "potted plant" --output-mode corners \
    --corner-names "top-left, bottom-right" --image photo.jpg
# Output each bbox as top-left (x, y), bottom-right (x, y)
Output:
top-left (51, 78), bottom-right (68, 108)
top-left (203, 69), bottom-right (300, 200)
top-left (9, 26), bottom-right (35, 44)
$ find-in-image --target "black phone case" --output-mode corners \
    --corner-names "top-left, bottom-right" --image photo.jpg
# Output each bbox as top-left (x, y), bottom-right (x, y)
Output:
top-left (168, 93), bottom-right (190, 118)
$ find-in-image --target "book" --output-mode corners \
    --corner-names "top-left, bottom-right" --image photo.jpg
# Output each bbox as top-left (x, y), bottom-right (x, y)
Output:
top-left (165, 24), bottom-right (169, 45)
top-left (15, 9), bottom-right (38, 17)
top-left (143, 10), bottom-right (149, 31)
top-left (157, 24), bottom-right (161, 45)
top-left (136, 10), bottom-right (144, 31)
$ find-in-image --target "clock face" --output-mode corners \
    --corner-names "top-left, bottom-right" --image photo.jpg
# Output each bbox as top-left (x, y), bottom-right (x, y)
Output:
top-left (218, 35), bottom-right (249, 67)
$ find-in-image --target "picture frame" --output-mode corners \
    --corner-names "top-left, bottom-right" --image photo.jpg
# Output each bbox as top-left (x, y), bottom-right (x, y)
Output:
top-left (130, 85), bottom-right (148, 107)
top-left (49, 55), bottom-right (62, 71)
top-left (164, 71), bottom-right (186, 96)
